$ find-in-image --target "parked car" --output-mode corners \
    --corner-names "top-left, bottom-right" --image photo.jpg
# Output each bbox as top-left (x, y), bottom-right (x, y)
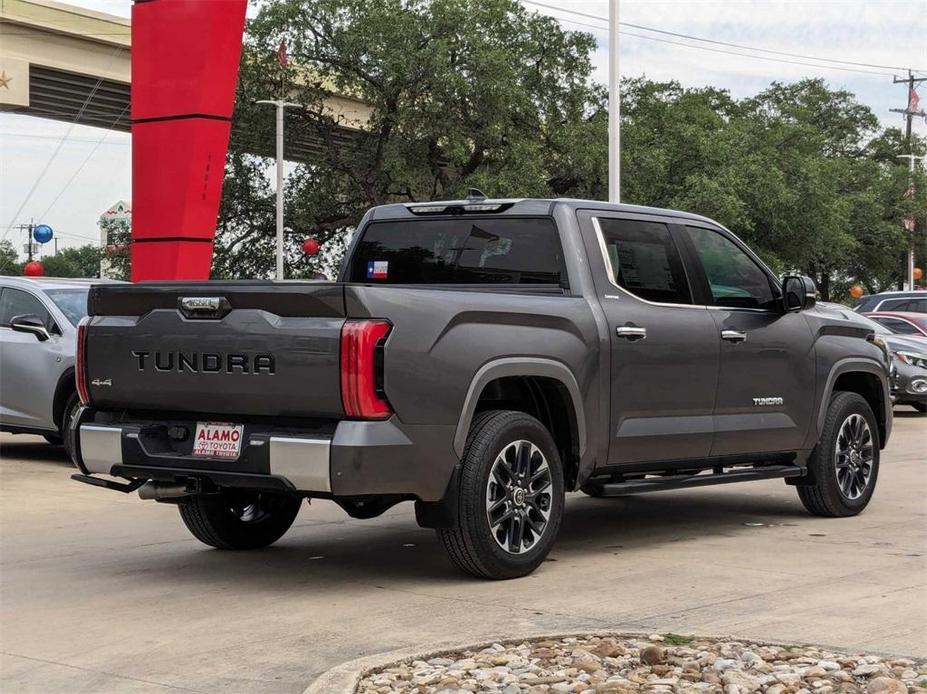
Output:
top-left (853, 290), bottom-right (927, 314)
top-left (70, 197), bottom-right (892, 579)
top-left (0, 277), bottom-right (121, 458)
top-left (824, 304), bottom-right (927, 413)
top-left (863, 311), bottom-right (927, 338)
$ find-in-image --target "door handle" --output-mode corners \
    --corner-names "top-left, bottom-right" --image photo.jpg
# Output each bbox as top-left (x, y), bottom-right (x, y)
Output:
top-left (721, 329), bottom-right (747, 343)
top-left (616, 326), bottom-right (647, 341)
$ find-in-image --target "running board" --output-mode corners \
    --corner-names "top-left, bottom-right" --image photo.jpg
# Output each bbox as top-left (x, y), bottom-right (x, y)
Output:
top-left (587, 464), bottom-right (806, 497)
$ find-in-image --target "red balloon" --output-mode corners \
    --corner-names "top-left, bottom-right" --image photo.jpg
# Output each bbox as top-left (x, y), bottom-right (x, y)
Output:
top-left (303, 238), bottom-right (320, 256)
top-left (23, 260), bottom-right (44, 277)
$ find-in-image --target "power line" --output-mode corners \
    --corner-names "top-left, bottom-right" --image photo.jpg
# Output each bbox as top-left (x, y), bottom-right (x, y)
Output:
top-left (533, 11), bottom-right (896, 78)
top-left (522, 0), bottom-right (925, 74)
top-left (38, 104), bottom-right (131, 220)
top-left (2, 44), bottom-right (126, 241)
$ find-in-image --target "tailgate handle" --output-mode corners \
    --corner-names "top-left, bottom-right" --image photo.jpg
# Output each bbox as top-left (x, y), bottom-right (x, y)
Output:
top-left (178, 296), bottom-right (231, 319)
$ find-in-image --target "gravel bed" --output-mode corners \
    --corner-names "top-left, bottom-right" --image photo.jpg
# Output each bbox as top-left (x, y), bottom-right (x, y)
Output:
top-left (356, 634), bottom-right (926, 694)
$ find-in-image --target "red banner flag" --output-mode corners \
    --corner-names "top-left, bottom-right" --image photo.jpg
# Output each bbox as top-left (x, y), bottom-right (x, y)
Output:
top-left (909, 87), bottom-right (920, 113)
top-left (277, 38), bottom-right (288, 69)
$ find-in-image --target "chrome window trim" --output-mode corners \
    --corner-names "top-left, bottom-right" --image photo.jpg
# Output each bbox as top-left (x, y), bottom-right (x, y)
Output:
top-left (591, 216), bottom-right (707, 311)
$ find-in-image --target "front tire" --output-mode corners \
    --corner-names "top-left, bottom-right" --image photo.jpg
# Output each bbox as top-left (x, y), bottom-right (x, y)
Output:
top-left (178, 490), bottom-right (301, 550)
top-left (797, 392), bottom-right (879, 517)
top-left (437, 410), bottom-right (565, 579)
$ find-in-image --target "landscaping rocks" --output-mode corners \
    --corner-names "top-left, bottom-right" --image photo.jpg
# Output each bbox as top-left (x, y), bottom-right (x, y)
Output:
top-left (355, 635), bottom-right (926, 694)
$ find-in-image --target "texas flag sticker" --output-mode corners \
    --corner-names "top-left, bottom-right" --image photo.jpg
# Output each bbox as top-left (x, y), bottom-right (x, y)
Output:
top-left (366, 260), bottom-right (389, 279)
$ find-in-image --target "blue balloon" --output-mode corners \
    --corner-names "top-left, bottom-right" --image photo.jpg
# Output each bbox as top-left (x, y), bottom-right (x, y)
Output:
top-left (33, 224), bottom-right (54, 244)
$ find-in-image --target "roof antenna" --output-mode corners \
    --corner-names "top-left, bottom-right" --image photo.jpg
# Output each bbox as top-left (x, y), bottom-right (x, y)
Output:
top-left (466, 188), bottom-right (487, 200)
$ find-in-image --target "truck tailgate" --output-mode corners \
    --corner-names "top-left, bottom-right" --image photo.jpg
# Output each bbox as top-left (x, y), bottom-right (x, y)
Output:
top-left (85, 282), bottom-right (346, 418)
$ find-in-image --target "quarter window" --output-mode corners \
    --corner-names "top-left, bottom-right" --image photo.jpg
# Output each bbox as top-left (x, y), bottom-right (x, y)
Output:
top-left (597, 219), bottom-right (692, 304)
top-left (685, 226), bottom-right (777, 310)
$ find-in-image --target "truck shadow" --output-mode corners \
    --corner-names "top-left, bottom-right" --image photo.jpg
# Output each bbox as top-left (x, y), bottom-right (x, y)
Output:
top-left (111, 489), bottom-right (813, 590)
top-left (0, 438), bottom-right (72, 465)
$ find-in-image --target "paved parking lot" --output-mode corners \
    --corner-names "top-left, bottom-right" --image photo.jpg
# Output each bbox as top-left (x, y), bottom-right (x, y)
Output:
top-left (1, 411), bottom-right (924, 693)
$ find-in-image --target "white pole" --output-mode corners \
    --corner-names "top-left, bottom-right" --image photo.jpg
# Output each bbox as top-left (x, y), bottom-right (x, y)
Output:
top-left (908, 155), bottom-right (915, 292)
top-left (608, 0), bottom-right (620, 203)
top-left (275, 102), bottom-right (285, 281)
top-left (897, 154), bottom-right (924, 291)
top-left (257, 99), bottom-right (301, 280)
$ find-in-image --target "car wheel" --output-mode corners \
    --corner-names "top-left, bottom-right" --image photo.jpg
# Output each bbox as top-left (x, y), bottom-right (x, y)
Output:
top-left (178, 490), bottom-right (302, 550)
top-left (797, 392), bottom-right (879, 517)
top-left (60, 392), bottom-right (80, 465)
top-left (437, 410), bottom-right (564, 579)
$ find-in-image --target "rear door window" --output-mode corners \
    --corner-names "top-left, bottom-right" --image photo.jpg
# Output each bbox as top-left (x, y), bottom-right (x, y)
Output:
top-left (597, 218), bottom-right (693, 304)
top-left (347, 217), bottom-right (564, 285)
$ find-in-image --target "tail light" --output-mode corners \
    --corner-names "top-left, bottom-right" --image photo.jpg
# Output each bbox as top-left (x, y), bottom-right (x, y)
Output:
top-left (76, 317), bottom-right (91, 405)
top-left (341, 319), bottom-right (392, 419)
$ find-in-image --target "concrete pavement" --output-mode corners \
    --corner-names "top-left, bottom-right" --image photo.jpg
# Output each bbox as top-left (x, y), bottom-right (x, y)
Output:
top-left (1, 411), bottom-right (924, 693)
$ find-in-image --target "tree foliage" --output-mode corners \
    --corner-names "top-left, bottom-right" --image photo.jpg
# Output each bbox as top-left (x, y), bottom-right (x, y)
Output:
top-left (213, 0), bottom-right (926, 300)
top-left (0, 240), bottom-right (21, 276)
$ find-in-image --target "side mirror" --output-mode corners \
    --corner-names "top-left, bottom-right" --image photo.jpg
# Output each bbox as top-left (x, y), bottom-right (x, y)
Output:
top-left (782, 275), bottom-right (817, 312)
top-left (10, 314), bottom-right (51, 342)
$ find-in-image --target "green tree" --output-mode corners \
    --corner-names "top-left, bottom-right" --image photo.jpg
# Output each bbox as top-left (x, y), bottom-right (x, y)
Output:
top-left (99, 214), bottom-right (132, 281)
top-left (41, 245), bottom-right (102, 278)
top-left (215, 0), bottom-right (605, 277)
top-left (0, 240), bottom-right (22, 276)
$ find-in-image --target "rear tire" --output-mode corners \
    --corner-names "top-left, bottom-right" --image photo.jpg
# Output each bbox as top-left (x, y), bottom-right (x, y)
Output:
top-left (797, 392), bottom-right (879, 517)
top-left (178, 490), bottom-right (301, 550)
top-left (60, 392), bottom-right (80, 465)
top-left (437, 410), bottom-right (564, 579)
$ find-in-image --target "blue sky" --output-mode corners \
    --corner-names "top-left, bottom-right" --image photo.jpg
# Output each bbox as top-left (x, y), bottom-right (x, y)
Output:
top-left (2, 0), bottom-right (925, 253)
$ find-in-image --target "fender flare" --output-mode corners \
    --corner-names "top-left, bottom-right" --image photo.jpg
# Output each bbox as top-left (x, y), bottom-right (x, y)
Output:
top-left (453, 357), bottom-right (586, 459)
top-left (816, 357), bottom-right (890, 436)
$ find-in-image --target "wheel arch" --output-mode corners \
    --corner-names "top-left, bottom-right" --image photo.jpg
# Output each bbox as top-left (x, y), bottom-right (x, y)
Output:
top-left (454, 358), bottom-right (586, 489)
top-left (820, 359), bottom-right (890, 449)
top-left (51, 368), bottom-right (76, 431)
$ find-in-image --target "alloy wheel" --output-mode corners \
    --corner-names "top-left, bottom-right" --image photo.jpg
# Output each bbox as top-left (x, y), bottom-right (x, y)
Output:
top-left (485, 439), bottom-right (553, 554)
top-left (834, 413), bottom-right (873, 500)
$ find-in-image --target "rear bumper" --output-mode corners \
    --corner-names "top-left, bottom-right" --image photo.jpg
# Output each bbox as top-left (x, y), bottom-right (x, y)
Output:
top-left (79, 424), bottom-right (331, 493)
top-left (71, 408), bottom-right (459, 501)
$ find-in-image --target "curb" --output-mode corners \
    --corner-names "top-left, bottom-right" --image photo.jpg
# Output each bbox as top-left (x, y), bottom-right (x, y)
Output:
top-left (303, 630), bottom-right (718, 694)
top-left (303, 630), bottom-right (925, 694)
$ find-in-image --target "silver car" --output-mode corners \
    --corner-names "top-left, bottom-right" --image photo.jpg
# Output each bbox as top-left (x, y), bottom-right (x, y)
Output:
top-left (0, 277), bottom-right (121, 458)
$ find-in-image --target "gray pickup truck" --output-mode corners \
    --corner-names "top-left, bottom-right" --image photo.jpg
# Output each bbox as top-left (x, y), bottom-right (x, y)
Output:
top-left (70, 197), bottom-right (893, 579)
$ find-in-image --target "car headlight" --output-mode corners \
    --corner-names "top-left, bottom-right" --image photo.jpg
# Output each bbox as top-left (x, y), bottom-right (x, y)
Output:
top-left (894, 351), bottom-right (927, 369)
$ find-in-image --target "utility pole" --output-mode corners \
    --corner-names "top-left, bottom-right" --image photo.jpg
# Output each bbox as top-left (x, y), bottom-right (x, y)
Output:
top-left (12, 220), bottom-right (34, 261)
top-left (890, 70), bottom-right (925, 290)
top-left (608, 0), bottom-right (620, 203)
top-left (256, 99), bottom-right (300, 280)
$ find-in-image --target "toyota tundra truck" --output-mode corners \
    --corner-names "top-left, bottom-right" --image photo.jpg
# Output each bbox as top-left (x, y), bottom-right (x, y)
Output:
top-left (69, 196), bottom-right (893, 579)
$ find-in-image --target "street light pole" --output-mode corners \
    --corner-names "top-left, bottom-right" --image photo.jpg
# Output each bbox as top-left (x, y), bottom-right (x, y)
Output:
top-left (257, 99), bottom-right (300, 280)
top-left (608, 0), bottom-right (620, 203)
top-left (897, 154), bottom-right (925, 291)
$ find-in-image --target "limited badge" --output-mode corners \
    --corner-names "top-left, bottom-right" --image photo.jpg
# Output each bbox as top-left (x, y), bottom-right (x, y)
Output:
top-left (367, 260), bottom-right (389, 279)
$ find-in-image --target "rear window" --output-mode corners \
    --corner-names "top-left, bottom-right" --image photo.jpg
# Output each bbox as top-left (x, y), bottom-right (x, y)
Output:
top-left (347, 218), bottom-right (564, 285)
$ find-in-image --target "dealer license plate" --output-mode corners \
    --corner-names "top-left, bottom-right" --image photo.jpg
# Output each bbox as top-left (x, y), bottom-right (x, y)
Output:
top-left (192, 421), bottom-right (244, 459)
